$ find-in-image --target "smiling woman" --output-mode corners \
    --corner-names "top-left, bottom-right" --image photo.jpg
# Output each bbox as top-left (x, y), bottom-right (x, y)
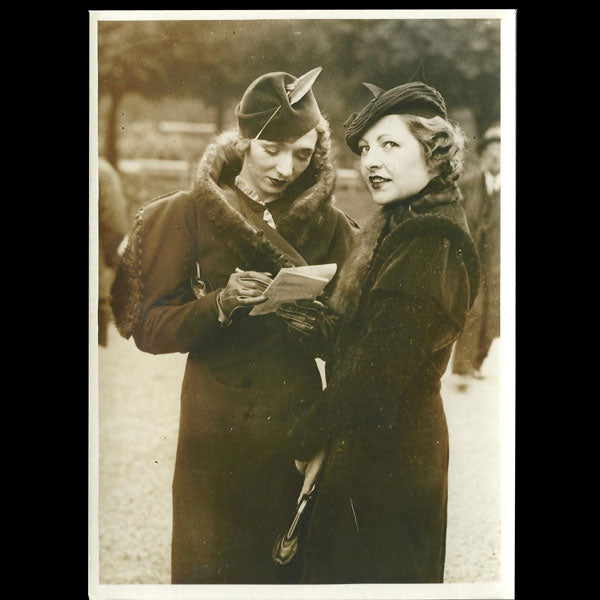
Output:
top-left (358, 114), bottom-right (433, 204)
top-left (286, 81), bottom-right (480, 584)
top-left (357, 113), bottom-right (466, 206)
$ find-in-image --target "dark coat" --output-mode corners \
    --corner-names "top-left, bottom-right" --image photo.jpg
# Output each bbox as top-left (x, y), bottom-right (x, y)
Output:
top-left (452, 172), bottom-right (500, 371)
top-left (110, 131), bottom-right (358, 584)
top-left (289, 181), bottom-right (480, 583)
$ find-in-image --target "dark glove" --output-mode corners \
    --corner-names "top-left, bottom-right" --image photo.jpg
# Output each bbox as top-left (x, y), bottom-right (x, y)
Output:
top-left (276, 298), bottom-right (339, 359)
top-left (219, 269), bottom-right (272, 317)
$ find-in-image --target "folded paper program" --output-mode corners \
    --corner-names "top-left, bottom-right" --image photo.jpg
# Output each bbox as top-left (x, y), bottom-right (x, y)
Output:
top-left (249, 263), bottom-right (337, 316)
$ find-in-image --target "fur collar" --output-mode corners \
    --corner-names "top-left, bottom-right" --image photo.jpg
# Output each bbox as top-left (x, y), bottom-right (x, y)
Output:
top-left (190, 130), bottom-right (337, 271)
top-left (329, 182), bottom-right (480, 318)
top-left (111, 129), bottom-right (338, 339)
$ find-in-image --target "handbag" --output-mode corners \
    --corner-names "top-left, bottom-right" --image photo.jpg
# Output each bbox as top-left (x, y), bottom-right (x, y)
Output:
top-left (272, 482), bottom-right (318, 565)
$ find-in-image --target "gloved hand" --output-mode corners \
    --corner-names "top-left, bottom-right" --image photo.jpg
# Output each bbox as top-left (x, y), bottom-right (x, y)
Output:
top-left (295, 447), bottom-right (327, 504)
top-left (219, 269), bottom-right (272, 318)
top-left (276, 297), bottom-right (339, 359)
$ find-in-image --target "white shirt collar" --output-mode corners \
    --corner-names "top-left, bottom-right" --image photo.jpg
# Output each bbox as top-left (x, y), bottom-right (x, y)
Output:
top-left (235, 175), bottom-right (264, 204)
top-left (234, 176), bottom-right (277, 229)
top-left (484, 171), bottom-right (501, 195)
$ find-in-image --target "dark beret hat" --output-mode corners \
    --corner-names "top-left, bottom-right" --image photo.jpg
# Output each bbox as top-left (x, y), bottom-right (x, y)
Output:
top-left (236, 71), bottom-right (321, 142)
top-left (344, 81), bottom-right (448, 155)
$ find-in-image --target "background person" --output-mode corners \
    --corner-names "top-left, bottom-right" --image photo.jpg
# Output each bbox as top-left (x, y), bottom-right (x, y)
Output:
top-left (98, 156), bottom-right (128, 347)
top-left (110, 68), bottom-right (357, 584)
top-left (451, 125), bottom-right (500, 382)
top-left (285, 81), bottom-right (480, 583)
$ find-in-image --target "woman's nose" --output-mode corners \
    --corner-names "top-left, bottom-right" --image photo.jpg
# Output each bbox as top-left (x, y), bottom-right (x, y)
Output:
top-left (362, 147), bottom-right (382, 170)
top-left (275, 153), bottom-right (294, 178)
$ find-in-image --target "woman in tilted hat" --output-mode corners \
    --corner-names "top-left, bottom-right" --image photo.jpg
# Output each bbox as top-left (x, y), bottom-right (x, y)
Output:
top-left (286, 81), bottom-right (481, 583)
top-left (110, 68), bottom-right (357, 584)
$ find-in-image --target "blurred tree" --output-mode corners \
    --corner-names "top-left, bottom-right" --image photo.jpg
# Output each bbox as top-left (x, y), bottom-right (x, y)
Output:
top-left (98, 21), bottom-right (183, 166)
top-left (317, 19), bottom-right (501, 137)
top-left (97, 18), bottom-right (501, 167)
top-left (152, 21), bottom-right (244, 133)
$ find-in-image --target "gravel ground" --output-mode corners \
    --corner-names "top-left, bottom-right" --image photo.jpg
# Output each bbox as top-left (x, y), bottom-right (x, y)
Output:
top-left (96, 321), bottom-right (504, 585)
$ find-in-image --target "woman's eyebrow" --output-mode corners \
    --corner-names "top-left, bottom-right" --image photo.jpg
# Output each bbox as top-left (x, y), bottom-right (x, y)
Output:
top-left (358, 135), bottom-right (392, 146)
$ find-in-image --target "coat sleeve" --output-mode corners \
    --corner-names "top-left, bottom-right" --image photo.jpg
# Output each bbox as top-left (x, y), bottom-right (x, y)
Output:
top-left (112, 192), bottom-right (223, 355)
top-left (372, 233), bottom-right (473, 337)
top-left (288, 233), bottom-right (471, 459)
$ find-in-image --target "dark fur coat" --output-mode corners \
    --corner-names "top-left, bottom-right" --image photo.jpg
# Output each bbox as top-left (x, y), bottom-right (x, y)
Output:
top-left (289, 180), bottom-right (480, 584)
top-left (110, 130), bottom-right (357, 584)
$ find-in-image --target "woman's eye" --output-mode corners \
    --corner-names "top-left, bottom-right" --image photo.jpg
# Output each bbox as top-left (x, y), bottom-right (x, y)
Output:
top-left (296, 153), bottom-right (312, 162)
top-left (358, 145), bottom-right (369, 155)
top-left (263, 146), bottom-right (279, 156)
top-left (382, 141), bottom-right (398, 149)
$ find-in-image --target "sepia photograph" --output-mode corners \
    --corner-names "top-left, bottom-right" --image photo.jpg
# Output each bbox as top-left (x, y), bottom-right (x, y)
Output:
top-left (89, 9), bottom-right (515, 599)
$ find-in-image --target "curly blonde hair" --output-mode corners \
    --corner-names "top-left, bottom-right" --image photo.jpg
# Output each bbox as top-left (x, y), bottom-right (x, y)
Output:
top-left (402, 114), bottom-right (466, 187)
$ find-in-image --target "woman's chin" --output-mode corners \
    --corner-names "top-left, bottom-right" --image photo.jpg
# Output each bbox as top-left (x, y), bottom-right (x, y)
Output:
top-left (370, 185), bottom-right (427, 205)
top-left (371, 193), bottom-right (401, 206)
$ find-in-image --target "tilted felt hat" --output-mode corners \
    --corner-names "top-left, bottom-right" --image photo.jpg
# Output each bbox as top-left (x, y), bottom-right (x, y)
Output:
top-left (344, 81), bottom-right (448, 155)
top-left (478, 125), bottom-right (501, 153)
top-left (236, 68), bottom-right (322, 142)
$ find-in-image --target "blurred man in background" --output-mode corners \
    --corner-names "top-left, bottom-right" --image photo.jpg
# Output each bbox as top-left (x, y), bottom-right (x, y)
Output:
top-left (98, 156), bottom-right (129, 346)
top-left (452, 125), bottom-right (500, 385)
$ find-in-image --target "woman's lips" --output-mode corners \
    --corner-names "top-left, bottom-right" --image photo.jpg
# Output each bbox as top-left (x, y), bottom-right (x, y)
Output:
top-left (369, 175), bottom-right (391, 189)
top-left (267, 176), bottom-right (289, 188)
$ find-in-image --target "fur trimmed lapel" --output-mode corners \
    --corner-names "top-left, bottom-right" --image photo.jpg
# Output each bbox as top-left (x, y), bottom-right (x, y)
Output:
top-left (111, 129), bottom-right (338, 340)
top-left (191, 130), bottom-right (337, 271)
top-left (329, 182), bottom-right (479, 318)
top-left (328, 209), bottom-right (389, 317)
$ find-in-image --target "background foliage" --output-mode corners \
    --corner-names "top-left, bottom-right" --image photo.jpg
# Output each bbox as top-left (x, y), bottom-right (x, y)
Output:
top-left (96, 17), bottom-right (500, 223)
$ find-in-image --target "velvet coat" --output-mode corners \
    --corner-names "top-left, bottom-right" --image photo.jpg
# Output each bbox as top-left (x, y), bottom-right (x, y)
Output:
top-left (110, 131), bottom-right (358, 584)
top-left (289, 181), bottom-right (480, 583)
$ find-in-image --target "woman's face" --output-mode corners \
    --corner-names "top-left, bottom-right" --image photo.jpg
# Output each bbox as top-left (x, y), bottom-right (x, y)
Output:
top-left (358, 114), bottom-right (434, 205)
top-left (239, 128), bottom-right (318, 203)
